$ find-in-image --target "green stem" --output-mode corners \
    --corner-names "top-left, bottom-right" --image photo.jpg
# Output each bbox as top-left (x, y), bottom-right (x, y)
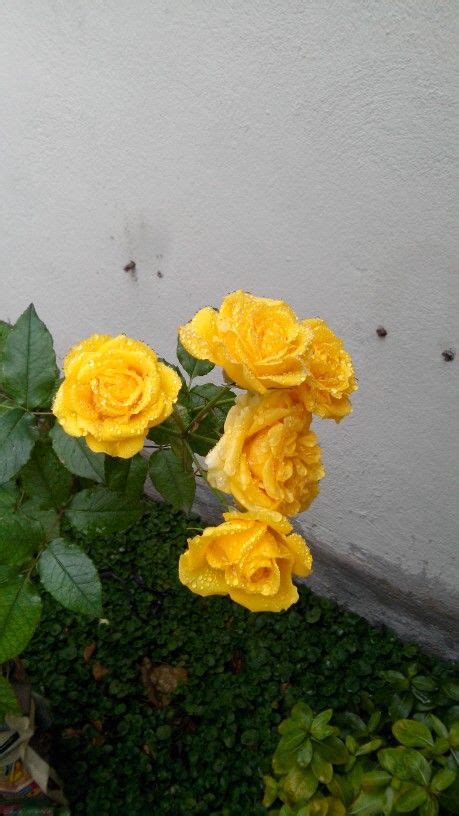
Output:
top-left (186, 384), bottom-right (233, 429)
top-left (171, 405), bottom-right (229, 511)
top-left (185, 442), bottom-right (230, 511)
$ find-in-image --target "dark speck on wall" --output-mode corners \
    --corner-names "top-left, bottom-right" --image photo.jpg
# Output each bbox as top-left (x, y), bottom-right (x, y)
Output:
top-left (124, 260), bottom-right (136, 273)
top-left (157, 270), bottom-right (163, 278)
top-left (442, 349), bottom-right (455, 362)
top-left (376, 326), bottom-right (387, 338)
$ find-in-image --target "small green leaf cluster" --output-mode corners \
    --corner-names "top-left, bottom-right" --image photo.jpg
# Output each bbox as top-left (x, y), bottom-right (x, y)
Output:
top-left (0, 306), bottom-right (235, 717)
top-left (148, 339), bottom-right (235, 511)
top-left (264, 697), bottom-right (458, 815)
top-left (0, 305), bottom-right (152, 711)
top-left (23, 502), bottom-right (457, 815)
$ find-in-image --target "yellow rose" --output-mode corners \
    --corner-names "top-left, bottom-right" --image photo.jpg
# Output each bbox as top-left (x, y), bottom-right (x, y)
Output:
top-left (179, 290), bottom-right (312, 393)
top-left (53, 334), bottom-right (181, 458)
top-left (297, 319), bottom-right (357, 421)
top-left (205, 391), bottom-right (324, 516)
top-left (179, 509), bottom-right (312, 612)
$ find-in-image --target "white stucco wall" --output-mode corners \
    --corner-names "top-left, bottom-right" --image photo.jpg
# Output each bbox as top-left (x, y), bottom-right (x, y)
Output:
top-left (1, 2), bottom-right (458, 647)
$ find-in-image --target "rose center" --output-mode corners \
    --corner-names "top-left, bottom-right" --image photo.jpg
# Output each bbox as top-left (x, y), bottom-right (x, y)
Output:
top-left (91, 368), bottom-right (144, 416)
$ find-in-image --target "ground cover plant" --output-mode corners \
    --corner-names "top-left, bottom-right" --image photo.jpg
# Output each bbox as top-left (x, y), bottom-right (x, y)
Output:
top-left (23, 502), bottom-right (457, 816)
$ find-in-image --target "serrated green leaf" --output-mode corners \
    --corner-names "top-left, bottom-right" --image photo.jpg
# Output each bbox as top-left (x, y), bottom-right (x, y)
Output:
top-left (66, 487), bottom-right (142, 535)
top-left (21, 441), bottom-right (72, 509)
top-left (0, 410), bottom-right (37, 484)
top-left (149, 449), bottom-right (195, 512)
top-left (148, 416), bottom-right (181, 445)
top-left (188, 413), bottom-right (220, 456)
top-left (0, 676), bottom-right (21, 717)
top-left (20, 498), bottom-right (59, 540)
top-left (0, 514), bottom-right (44, 566)
top-left (38, 538), bottom-right (102, 617)
top-left (0, 576), bottom-right (41, 662)
top-left (50, 423), bottom-right (105, 482)
top-left (176, 338), bottom-right (214, 379)
top-left (2, 304), bottom-right (58, 409)
top-left (393, 719), bottom-right (434, 748)
top-left (104, 454), bottom-right (147, 497)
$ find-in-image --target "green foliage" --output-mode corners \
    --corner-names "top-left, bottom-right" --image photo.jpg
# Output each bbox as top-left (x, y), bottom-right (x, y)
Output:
top-left (0, 408), bottom-right (38, 483)
top-left (0, 303), bottom-right (236, 682)
top-left (104, 454), bottom-right (148, 497)
top-left (267, 690), bottom-right (458, 815)
top-left (0, 575), bottom-right (42, 663)
top-left (148, 350), bottom-right (235, 509)
top-left (0, 304), bottom-right (155, 684)
top-left (176, 337), bottom-right (215, 378)
top-left (1, 303), bottom-right (59, 409)
top-left (149, 448), bottom-right (196, 511)
top-left (38, 538), bottom-right (102, 617)
top-left (0, 514), bottom-right (44, 566)
top-left (66, 487), bottom-right (143, 535)
top-left (50, 422), bottom-right (105, 482)
top-left (22, 503), bottom-right (457, 816)
top-left (21, 440), bottom-right (73, 509)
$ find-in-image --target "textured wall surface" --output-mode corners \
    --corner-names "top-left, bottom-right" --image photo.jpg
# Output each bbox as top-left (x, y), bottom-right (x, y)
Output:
top-left (1, 1), bottom-right (458, 653)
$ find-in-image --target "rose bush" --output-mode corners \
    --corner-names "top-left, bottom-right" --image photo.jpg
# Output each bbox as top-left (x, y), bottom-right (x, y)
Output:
top-left (0, 291), bottom-right (356, 717)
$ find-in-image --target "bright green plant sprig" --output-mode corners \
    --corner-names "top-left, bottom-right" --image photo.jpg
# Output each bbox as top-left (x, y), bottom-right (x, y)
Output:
top-left (264, 700), bottom-right (458, 815)
top-left (0, 305), bottom-right (235, 717)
